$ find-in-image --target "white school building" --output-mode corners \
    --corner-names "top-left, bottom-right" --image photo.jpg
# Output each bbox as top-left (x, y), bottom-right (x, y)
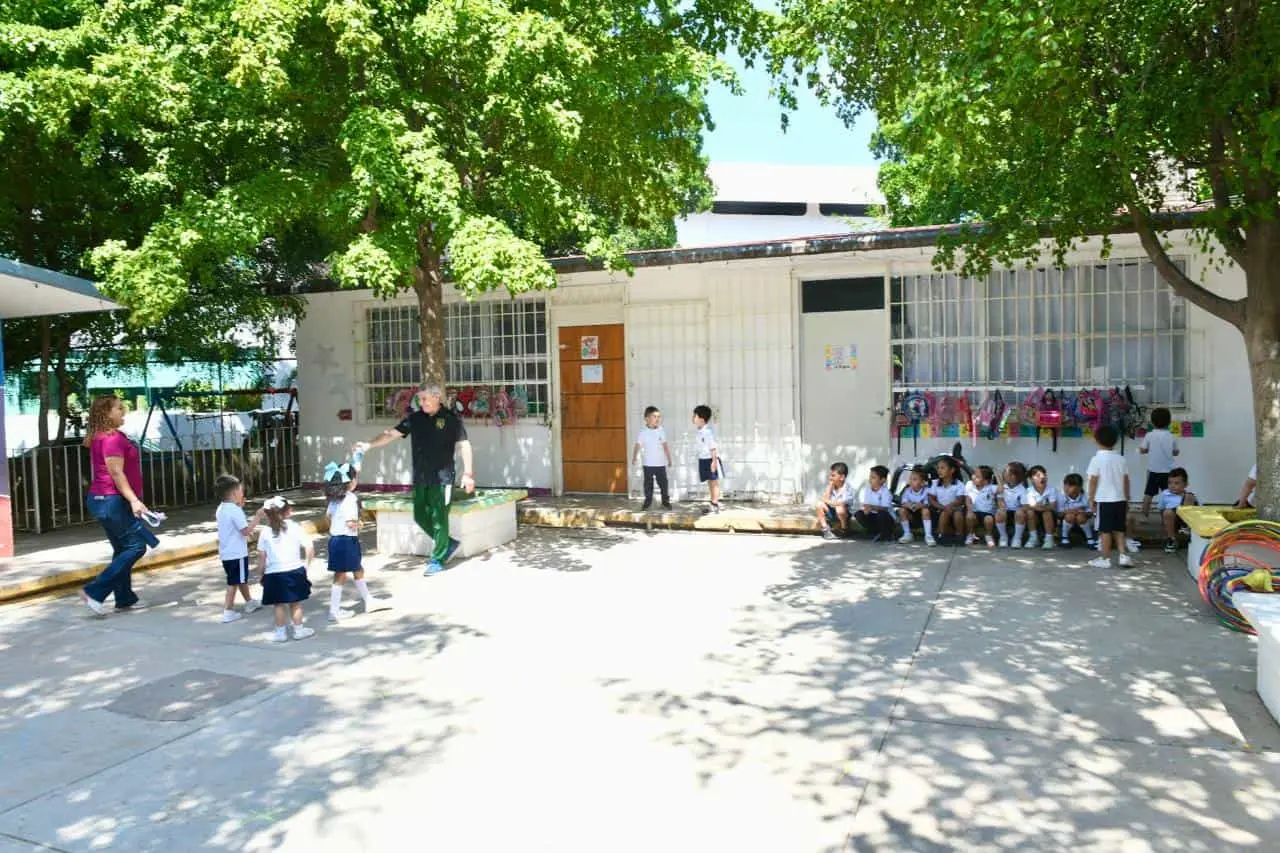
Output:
top-left (295, 224), bottom-right (1256, 506)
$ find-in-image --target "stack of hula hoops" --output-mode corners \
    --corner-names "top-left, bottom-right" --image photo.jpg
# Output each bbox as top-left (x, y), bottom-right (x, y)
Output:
top-left (1198, 519), bottom-right (1280, 634)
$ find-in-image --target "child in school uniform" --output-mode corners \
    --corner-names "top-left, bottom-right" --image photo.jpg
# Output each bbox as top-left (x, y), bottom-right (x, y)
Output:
top-left (322, 461), bottom-right (391, 622)
top-left (1087, 425), bottom-right (1134, 569)
top-left (928, 456), bottom-right (966, 546)
top-left (1139, 407), bottom-right (1180, 518)
top-left (996, 462), bottom-right (1029, 548)
top-left (897, 467), bottom-right (934, 544)
top-left (1158, 467), bottom-right (1199, 553)
top-left (816, 462), bottom-right (856, 540)
top-left (965, 465), bottom-right (999, 547)
top-left (1058, 473), bottom-right (1097, 548)
top-left (692, 405), bottom-right (722, 514)
top-left (633, 405), bottom-right (672, 510)
top-left (214, 475), bottom-right (265, 623)
top-left (854, 465), bottom-right (896, 542)
top-left (1023, 465), bottom-right (1058, 550)
top-left (258, 496), bottom-right (316, 642)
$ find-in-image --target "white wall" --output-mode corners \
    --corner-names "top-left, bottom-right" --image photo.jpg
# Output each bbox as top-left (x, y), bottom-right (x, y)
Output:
top-left (676, 210), bottom-right (878, 247)
top-left (296, 291), bottom-right (553, 491)
top-left (295, 230), bottom-right (1256, 504)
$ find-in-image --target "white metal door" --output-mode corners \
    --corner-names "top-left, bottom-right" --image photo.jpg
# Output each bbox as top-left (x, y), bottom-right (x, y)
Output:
top-left (800, 300), bottom-right (891, 499)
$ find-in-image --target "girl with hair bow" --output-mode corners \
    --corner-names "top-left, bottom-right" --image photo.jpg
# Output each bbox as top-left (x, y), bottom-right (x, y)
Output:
top-left (322, 456), bottom-right (391, 622)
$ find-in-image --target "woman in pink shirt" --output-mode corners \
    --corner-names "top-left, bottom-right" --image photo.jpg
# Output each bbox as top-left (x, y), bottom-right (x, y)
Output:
top-left (80, 395), bottom-right (154, 615)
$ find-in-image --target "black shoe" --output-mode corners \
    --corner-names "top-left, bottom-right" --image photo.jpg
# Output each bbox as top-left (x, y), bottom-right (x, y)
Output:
top-left (1163, 538), bottom-right (1178, 554)
top-left (641, 501), bottom-right (652, 510)
top-left (869, 533), bottom-right (882, 543)
top-left (662, 502), bottom-right (672, 510)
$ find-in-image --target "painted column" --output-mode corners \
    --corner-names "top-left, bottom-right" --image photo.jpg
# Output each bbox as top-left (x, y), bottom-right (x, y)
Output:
top-left (0, 321), bottom-right (11, 558)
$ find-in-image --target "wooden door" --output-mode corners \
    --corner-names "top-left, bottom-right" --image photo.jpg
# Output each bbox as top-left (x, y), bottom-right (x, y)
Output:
top-left (559, 324), bottom-right (627, 493)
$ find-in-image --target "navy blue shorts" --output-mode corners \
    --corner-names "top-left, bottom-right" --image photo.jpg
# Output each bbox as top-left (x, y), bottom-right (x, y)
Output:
top-left (327, 535), bottom-right (362, 573)
top-left (261, 568), bottom-right (311, 605)
top-left (698, 458), bottom-right (719, 482)
top-left (222, 556), bottom-right (251, 587)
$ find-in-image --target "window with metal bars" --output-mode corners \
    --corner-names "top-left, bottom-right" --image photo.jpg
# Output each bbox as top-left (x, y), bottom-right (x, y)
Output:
top-left (890, 258), bottom-right (1189, 407)
top-left (363, 300), bottom-right (549, 421)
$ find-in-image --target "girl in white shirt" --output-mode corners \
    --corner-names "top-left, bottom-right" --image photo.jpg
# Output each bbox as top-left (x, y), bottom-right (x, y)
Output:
top-left (928, 457), bottom-right (966, 546)
top-left (964, 465), bottom-right (999, 547)
top-left (995, 462), bottom-right (1029, 548)
top-left (323, 461), bottom-right (391, 623)
top-left (897, 467), bottom-right (934, 544)
top-left (258, 497), bottom-right (315, 642)
top-left (1023, 465), bottom-right (1058, 550)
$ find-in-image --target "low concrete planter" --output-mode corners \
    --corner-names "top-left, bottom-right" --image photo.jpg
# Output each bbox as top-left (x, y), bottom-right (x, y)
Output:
top-left (362, 489), bottom-right (527, 559)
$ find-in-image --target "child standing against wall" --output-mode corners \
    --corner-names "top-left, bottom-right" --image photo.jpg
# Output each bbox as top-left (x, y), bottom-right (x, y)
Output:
top-left (633, 406), bottom-right (672, 510)
top-left (692, 405), bottom-right (721, 514)
top-left (1139, 407), bottom-right (1180, 518)
top-left (1087, 425), bottom-right (1134, 569)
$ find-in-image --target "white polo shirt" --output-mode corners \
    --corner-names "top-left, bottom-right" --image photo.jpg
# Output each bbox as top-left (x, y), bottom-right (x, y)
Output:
top-left (930, 481), bottom-right (966, 508)
top-left (216, 502), bottom-right (250, 561)
top-left (1026, 485), bottom-right (1058, 509)
top-left (636, 426), bottom-right (668, 467)
top-left (965, 482), bottom-right (997, 514)
top-left (1000, 484), bottom-right (1027, 510)
top-left (1139, 428), bottom-right (1179, 474)
top-left (860, 484), bottom-right (894, 509)
top-left (696, 425), bottom-right (717, 460)
top-left (1087, 449), bottom-right (1128, 503)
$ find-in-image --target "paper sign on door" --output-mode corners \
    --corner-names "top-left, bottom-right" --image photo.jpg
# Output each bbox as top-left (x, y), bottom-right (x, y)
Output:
top-left (581, 364), bottom-right (604, 384)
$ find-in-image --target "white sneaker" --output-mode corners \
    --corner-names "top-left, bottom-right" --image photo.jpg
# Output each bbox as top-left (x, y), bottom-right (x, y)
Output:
top-left (327, 610), bottom-right (348, 623)
top-left (291, 625), bottom-right (316, 641)
top-left (244, 599), bottom-right (262, 614)
top-left (1088, 557), bottom-right (1112, 569)
top-left (985, 535), bottom-right (996, 547)
top-left (964, 534), bottom-right (977, 545)
top-left (897, 533), bottom-right (914, 544)
top-left (925, 536), bottom-right (938, 547)
top-left (222, 610), bottom-right (244, 624)
top-left (1117, 554), bottom-right (1136, 568)
top-left (1042, 537), bottom-right (1055, 550)
top-left (998, 537), bottom-right (1009, 548)
top-left (364, 596), bottom-right (393, 612)
top-left (1126, 538), bottom-right (1142, 552)
top-left (1026, 534), bottom-right (1040, 549)
top-left (81, 591), bottom-right (107, 617)
top-left (269, 626), bottom-right (289, 643)
top-left (1011, 539), bottom-right (1023, 549)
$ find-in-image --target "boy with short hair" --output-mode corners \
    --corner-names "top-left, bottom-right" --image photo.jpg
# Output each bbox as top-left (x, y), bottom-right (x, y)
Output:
top-left (1087, 425), bottom-right (1133, 569)
top-left (897, 467), bottom-right (933, 544)
top-left (1158, 467), bottom-right (1199, 553)
top-left (692, 405), bottom-right (721, 514)
top-left (1139, 407), bottom-right (1180, 517)
top-left (633, 406), bottom-right (673, 510)
top-left (1057, 473), bottom-right (1097, 548)
top-left (855, 465), bottom-right (895, 542)
top-left (215, 475), bottom-right (265, 622)
top-left (817, 462), bottom-right (856, 541)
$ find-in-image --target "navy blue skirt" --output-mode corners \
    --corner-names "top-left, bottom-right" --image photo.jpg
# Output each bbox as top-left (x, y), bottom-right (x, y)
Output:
top-left (328, 535), bottom-right (362, 572)
top-left (261, 568), bottom-right (311, 605)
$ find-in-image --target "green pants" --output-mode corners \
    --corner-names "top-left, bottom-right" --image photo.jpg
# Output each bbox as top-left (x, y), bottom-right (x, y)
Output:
top-left (413, 484), bottom-right (452, 562)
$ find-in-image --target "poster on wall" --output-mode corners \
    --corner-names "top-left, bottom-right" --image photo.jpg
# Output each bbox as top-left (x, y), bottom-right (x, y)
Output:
top-left (580, 335), bottom-right (600, 360)
top-left (581, 364), bottom-right (604, 384)
top-left (824, 344), bottom-right (858, 371)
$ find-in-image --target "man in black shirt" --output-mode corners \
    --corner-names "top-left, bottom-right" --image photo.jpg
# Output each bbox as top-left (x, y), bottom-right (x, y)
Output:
top-left (356, 384), bottom-right (475, 574)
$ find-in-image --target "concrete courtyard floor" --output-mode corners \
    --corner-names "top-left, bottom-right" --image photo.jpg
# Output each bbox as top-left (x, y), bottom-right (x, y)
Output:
top-left (0, 529), bottom-right (1278, 852)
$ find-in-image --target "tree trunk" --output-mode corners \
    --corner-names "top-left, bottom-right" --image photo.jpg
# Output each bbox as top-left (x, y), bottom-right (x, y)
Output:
top-left (1244, 234), bottom-right (1280, 522)
top-left (412, 248), bottom-right (448, 389)
top-left (36, 318), bottom-right (50, 446)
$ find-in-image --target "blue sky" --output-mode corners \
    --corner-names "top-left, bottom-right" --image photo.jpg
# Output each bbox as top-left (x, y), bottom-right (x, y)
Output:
top-left (702, 53), bottom-right (880, 166)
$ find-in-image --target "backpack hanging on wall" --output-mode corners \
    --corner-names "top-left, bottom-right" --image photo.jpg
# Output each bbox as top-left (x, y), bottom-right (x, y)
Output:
top-left (1036, 389), bottom-right (1064, 452)
top-left (1106, 386), bottom-right (1130, 451)
top-left (955, 391), bottom-right (977, 447)
top-left (1121, 385), bottom-right (1145, 449)
top-left (901, 391), bottom-right (931, 456)
top-left (1074, 389), bottom-right (1105, 434)
top-left (975, 391), bottom-right (1006, 441)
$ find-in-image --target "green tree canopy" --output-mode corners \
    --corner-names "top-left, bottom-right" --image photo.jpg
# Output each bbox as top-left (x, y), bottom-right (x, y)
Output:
top-left (6, 0), bottom-right (767, 387)
top-left (776, 0), bottom-right (1280, 517)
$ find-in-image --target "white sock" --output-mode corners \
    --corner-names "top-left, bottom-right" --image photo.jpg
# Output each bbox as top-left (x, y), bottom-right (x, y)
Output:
top-left (901, 519), bottom-right (911, 535)
top-left (923, 518), bottom-right (933, 537)
top-left (1082, 520), bottom-right (1096, 540)
top-left (1061, 520), bottom-right (1070, 538)
top-left (1013, 523), bottom-right (1025, 541)
top-left (329, 585), bottom-right (343, 614)
top-left (354, 579), bottom-right (372, 601)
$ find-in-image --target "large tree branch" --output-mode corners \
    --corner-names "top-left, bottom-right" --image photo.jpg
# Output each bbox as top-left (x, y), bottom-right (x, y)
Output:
top-left (1128, 204), bottom-right (1246, 330)
top-left (1206, 126), bottom-right (1248, 266)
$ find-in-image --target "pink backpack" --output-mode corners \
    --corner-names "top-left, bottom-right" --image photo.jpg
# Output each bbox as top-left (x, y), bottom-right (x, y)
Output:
top-left (1036, 389), bottom-right (1064, 451)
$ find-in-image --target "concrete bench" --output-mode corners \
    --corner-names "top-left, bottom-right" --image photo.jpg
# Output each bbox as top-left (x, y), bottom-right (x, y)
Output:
top-left (1233, 593), bottom-right (1280, 725)
top-left (362, 489), bottom-right (527, 559)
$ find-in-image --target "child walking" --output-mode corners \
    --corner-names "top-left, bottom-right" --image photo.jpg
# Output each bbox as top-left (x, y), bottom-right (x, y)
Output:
top-left (323, 461), bottom-right (391, 622)
top-left (1158, 467), bottom-right (1199, 553)
top-left (1024, 465), bottom-right (1057, 549)
top-left (897, 467), bottom-right (934, 544)
top-left (1058, 473), bottom-right (1097, 547)
top-left (215, 475), bottom-right (265, 623)
top-left (965, 465), bottom-right (999, 547)
top-left (1139, 407), bottom-right (1180, 518)
top-left (257, 496), bottom-right (316, 642)
top-left (692, 405), bottom-right (722, 514)
top-left (1087, 425), bottom-right (1134, 569)
top-left (633, 406), bottom-right (672, 510)
top-left (855, 465), bottom-right (896, 542)
top-left (996, 462), bottom-right (1028, 548)
top-left (928, 457), bottom-right (966, 546)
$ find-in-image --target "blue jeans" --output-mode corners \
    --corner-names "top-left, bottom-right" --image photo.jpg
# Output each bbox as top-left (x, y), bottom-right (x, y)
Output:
top-left (83, 495), bottom-right (154, 607)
